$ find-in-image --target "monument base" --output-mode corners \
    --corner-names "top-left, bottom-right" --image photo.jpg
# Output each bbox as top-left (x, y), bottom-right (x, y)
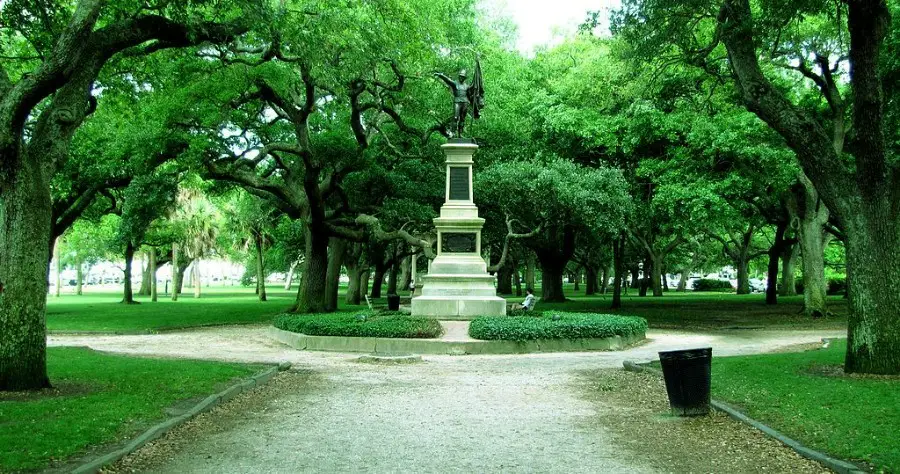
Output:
top-left (411, 295), bottom-right (507, 320)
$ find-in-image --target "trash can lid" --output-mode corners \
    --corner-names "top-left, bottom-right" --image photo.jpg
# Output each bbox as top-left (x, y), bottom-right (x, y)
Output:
top-left (658, 347), bottom-right (712, 361)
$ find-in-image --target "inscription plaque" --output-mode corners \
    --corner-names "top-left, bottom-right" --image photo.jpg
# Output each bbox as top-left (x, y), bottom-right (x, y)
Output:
top-left (449, 167), bottom-right (470, 201)
top-left (441, 232), bottom-right (477, 253)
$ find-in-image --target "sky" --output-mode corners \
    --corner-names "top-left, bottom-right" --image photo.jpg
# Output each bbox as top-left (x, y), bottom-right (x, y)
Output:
top-left (487, 0), bottom-right (622, 54)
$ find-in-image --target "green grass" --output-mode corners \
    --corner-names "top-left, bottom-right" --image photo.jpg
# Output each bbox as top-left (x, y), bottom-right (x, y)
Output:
top-left (503, 287), bottom-right (849, 331)
top-left (46, 284), bottom-right (848, 333)
top-left (0, 347), bottom-right (261, 472)
top-left (274, 311), bottom-right (444, 338)
top-left (469, 311), bottom-right (648, 342)
top-left (711, 340), bottom-right (898, 471)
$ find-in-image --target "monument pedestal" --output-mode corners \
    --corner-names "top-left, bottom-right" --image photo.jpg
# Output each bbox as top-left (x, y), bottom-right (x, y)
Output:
top-left (411, 142), bottom-right (506, 319)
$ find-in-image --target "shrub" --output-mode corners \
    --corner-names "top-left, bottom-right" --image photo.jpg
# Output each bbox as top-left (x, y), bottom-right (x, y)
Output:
top-left (274, 311), bottom-right (443, 339)
top-left (469, 312), bottom-right (648, 342)
top-left (692, 278), bottom-right (734, 292)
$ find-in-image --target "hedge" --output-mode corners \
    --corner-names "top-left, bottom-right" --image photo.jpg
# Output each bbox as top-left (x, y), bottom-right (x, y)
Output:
top-left (273, 311), bottom-right (443, 339)
top-left (468, 312), bottom-right (648, 342)
top-left (692, 278), bottom-right (734, 292)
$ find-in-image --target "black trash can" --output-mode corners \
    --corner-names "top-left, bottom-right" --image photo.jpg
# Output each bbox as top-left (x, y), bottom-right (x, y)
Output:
top-left (387, 294), bottom-right (400, 311)
top-left (658, 347), bottom-right (712, 416)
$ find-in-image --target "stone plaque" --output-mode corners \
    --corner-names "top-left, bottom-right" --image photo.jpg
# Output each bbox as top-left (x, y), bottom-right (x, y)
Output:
top-left (449, 167), bottom-right (470, 201)
top-left (441, 232), bottom-right (477, 253)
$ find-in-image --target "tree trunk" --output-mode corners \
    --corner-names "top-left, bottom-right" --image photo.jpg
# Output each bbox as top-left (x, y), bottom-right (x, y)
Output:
top-left (325, 238), bottom-right (347, 311)
top-left (255, 233), bottom-right (267, 302)
top-left (766, 222), bottom-right (788, 305)
top-left (171, 243), bottom-right (180, 302)
top-left (537, 251), bottom-right (567, 302)
top-left (399, 256), bottom-right (411, 291)
top-left (284, 259), bottom-right (299, 291)
top-left (611, 237), bottom-right (625, 309)
top-left (0, 162), bottom-right (53, 390)
top-left (294, 228), bottom-right (330, 313)
top-left (496, 263), bottom-right (513, 295)
top-left (735, 257), bottom-right (750, 295)
top-left (149, 247), bottom-right (158, 302)
top-left (122, 243), bottom-right (137, 304)
top-left (345, 265), bottom-right (361, 305)
top-left (629, 266), bottom-right (640, 288)
top-left (360, 269), bottom-right (371, 300)
top-left (525, 253), bottom-right (536, 291)
top-left (844, 218), bottom-right (900, 374)
top-left (387, 259), bottom-right (399, 295)
top-left (662, 270), bottom-right (669, 292)
top-left (585, 265), bottom-right (598, 295)
top-left (370, 266), bottom-right (385, 299)
top-left (138, 252), bottom-right (152, 296)
top-left (76, 259), bottom-right (84, 296)
top-left (779, 244), bottom-right (798, 296)
top-left (677, 270), bottom-right (689, 292)
top-left (650, 256), bottom-right (663, 297)
top-left (513, 267), bottom-right (523, 296)
top-left (799, 228), bottom-right (829, 318)
top-left (600, 266), bottom-right (610, 294)
top-left (193, 260), bottom-right (201, 298)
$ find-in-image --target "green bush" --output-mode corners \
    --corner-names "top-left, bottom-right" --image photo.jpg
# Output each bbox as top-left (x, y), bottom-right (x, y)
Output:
top-left (692, 278), bottom-right (734, 292)
top-left (273, 311), bottom-right (443, 339)
top-left (469, 312), bottom-right (648, 342)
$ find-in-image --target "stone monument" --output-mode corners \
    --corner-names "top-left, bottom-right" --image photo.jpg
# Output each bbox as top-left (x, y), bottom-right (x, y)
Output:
top-left (410, 141), bottom-right (507, 319)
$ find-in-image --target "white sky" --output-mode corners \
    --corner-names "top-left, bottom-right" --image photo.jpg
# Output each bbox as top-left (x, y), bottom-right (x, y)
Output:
top-left (487, 0), bottom-right (622, 53)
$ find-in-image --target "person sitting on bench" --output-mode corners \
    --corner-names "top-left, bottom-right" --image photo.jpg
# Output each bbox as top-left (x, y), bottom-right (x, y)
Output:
top-left (510, 288), bottom-right (536, 311)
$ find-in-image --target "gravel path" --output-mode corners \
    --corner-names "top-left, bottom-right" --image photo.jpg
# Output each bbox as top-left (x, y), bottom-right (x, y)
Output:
top-left (50, 327), bottom-right (843, 473)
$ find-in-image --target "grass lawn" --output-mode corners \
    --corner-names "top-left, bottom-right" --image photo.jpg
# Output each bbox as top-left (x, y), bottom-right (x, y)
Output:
top-left (47, 283), bottom-right (847, 333)
top-left (0, 347), bottom-right (262, 472)
top-left (711, 340), bottom-right (898, 471)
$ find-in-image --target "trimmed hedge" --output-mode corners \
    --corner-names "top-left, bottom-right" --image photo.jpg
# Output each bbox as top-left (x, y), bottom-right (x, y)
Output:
top-left (469, 312), bottom-right (648, 342)
top-left (273, 311), bottom-right (443, 339)
top-left (692, 278), bottom-right (734, 292)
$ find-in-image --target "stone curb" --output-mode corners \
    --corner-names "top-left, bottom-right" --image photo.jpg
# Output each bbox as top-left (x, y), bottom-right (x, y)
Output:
top-left (621, 360), bottom-right (865, 474)
top-left (268, 326), bottom-right (645, 355)
top-left (68, 362), bottom-right (292, 474)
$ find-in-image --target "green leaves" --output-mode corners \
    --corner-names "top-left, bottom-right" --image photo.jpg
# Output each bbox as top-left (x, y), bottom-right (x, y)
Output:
top-left (469, 312), bottom-right (648, 342)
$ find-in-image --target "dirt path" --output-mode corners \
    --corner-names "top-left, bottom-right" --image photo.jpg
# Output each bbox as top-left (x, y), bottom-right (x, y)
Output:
top-left (51, 327), bottom-right (842, 473)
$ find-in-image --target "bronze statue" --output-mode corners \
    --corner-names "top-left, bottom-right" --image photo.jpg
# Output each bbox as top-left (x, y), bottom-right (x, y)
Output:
top-left (434, 57), bottom-right (484, 138)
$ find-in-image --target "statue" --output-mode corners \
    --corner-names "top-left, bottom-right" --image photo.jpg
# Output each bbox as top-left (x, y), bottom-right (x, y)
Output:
top-left (434, 56), bottom-right (484, 138)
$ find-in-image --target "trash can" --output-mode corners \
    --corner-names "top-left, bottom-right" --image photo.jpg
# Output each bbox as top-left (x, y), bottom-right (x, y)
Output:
top-left (387, 294), bottom-right (400, 311)
top-left (658, 347), bottom-right (712, 416)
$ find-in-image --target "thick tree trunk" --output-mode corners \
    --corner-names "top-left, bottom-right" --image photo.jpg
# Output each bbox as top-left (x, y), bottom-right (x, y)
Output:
top-left (525, 253), bottom-right (536, 291)
top-left (650, 256), bottom-right (663, 297)
top-left (149, 247), bottom-right (158, 302)
top-left (0, 162), bottom-right (53, 390)
top-left (844, 218), bottom-right (900, 374)
top-left (76, 259), bottom-right (84, 295)
top-left (255, 234), bottom-right (267, 302)
top-left (662, 271), bottom-right (669, 292)
top-left (122, 243), bottom-right (137, 304)
top-left (798, 218), bottom-right (829, 318)
top-left (766, 222), bottom-right (788, 305)
top-left (360, 270), bottom-right (371, 300)
top-left (735, 257), bottom-right (751, 295)
top-left (779, 244), bottom-right (798, 296)
top-left (677, 270), bottom-right (689, 292)
top-left (585, 265), bottom-right (598, 295)
top-left (611, 238), bottom-right (625, 309)
top-left (138, 252), bottom-right (152, 296)
top-left (399, 256), bottom-right (411, 291)
top-left (325, 238), bottom-right (346, 311)
top-left (370, 266), bottom-right (385, 299)
top-left (496, 264), bottom-right (513, 295)
top-left (538, 258), bottom-right (566, 302)
top-left (387, 259), bottom-right (399, 295)
top-left (513, 267), bottom-right (522, 297)
top-left (294, 228), bottom-right (330, 313)
top-left (171, 243), bottom-right (180, 302)
top-left (345, 265), bottom-right (361, 305)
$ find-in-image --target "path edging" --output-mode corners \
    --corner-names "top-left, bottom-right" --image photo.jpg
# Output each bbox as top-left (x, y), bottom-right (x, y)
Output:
top-left (622, 360), bottom-right (865, 474)
top-left (68, 361), bottom-right (292, 474)
top-left (269, 326), bottom-right (645, 355)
